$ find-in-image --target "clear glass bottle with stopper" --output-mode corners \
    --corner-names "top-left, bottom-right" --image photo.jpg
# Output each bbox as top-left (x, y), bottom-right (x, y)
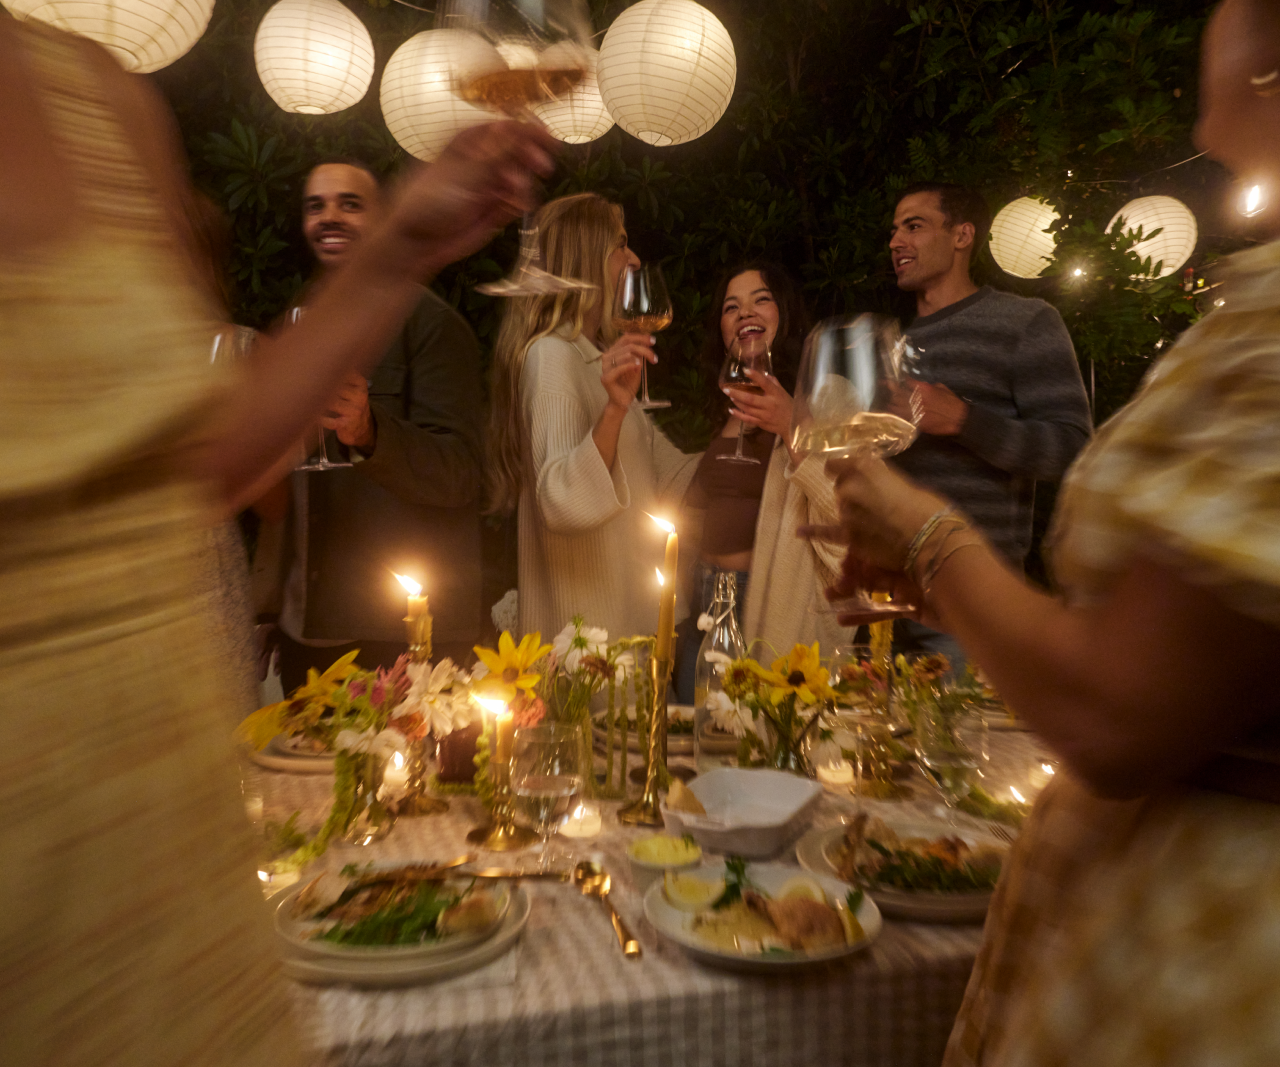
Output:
top-left (694, 572), bottom-right (746, 773)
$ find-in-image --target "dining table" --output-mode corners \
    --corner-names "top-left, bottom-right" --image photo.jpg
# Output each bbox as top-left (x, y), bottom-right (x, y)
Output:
top-left (247, 726), bottom-right (1052, 1067)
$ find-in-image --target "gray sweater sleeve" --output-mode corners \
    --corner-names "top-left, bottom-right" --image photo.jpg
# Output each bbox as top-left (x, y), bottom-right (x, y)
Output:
top-left (955, 305), bottom-right (1092, 480)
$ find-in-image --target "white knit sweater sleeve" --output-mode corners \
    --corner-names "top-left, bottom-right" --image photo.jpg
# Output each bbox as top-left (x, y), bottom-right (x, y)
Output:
top-left (525, 337), bottom-right (630, 534)
top-left (786, 453), bottom-right (845, 576)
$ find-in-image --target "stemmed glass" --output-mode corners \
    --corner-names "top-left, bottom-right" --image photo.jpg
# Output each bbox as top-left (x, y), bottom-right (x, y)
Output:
top-left (612, 262), bottom-right (673, 410)
top-left (914, 702), bottom-right (980, 825)
top-left (440, 0), bottom-right (596, 297)
top-left (287, 308), bottom-right (353, 472)
top-left (790, 313), bottom-right (922, 615)
top-left (510, 724), bottom-right (583, 871)
top-left (717, 334), bottom-right (773, 464)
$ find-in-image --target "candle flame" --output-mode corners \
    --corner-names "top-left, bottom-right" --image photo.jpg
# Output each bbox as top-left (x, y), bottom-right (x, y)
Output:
top-left (474, 695), bottom-right (507, 716)
top-left (646, 512), bottom-right (675, 534)
top-left (1041, 762), bottom-right (1055, 776)
top-left (1010, 786), bottom-right (1026, 804)
top-left (391, 751), bottom-right (405, 770)
top-left (394, 573), bottom-right (422, 596)
top-left (655, 567), bottom-right (665, 586)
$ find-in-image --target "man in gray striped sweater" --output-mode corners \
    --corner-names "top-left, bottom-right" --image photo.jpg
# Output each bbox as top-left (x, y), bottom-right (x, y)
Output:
top-left (885, 181), bottom-right (1092, 666)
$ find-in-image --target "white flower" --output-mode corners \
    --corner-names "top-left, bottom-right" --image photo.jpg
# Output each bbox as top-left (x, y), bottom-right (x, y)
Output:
top-left (552, 620), bottom-right (608, 671)
top-left (703, 650), bottom-right (732, 676)
top-left (707, 689), bottom-right (750, 738)
top-left (392, 658), bottom-right (479, 737)
top-left (335, 727), bottom-right (408, 758)
top-left (697, 613), bottom-right (714, 632)
top-left (490, 588), bottom-right (518, 633)
top-left (613, 650), bottom-right (635, 683)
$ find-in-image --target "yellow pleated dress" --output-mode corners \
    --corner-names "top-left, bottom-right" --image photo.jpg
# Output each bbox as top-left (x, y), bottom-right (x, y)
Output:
top-left (0, 24), bottom-right (302, 1067)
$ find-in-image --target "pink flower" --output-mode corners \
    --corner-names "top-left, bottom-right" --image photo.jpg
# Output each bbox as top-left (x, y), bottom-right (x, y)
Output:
top-left (347, 678), bottom-right (368, 699)
top-left (511, 693), bottom-right (547, 728)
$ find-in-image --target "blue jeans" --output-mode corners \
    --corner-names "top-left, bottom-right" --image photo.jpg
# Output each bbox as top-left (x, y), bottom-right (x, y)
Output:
top-left (674, 562), bottom-right (750, 704)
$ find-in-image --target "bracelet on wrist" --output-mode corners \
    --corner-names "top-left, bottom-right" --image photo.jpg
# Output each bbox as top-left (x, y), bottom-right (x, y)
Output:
top-left (902, 507), bottom-right (956, 574)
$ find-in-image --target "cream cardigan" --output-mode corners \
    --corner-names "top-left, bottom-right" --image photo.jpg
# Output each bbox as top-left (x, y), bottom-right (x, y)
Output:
top-left (686, 438), bottom-right (849, 662)
top-left (517, 330), bottom-right (700, 643)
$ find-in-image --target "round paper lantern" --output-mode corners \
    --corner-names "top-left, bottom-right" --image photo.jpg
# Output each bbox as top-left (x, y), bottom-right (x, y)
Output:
top-left (381, 29), bottom-right (505, 162)
top-left (989, 197), bottom-right (1060, 279)
top-left (2, 0), bottom-right (214, 72)
top-left (254, 0), bottom-right (374, 115)
top-left (531, 46), bottom-right (613, 144)
top-left (1107, 196), bottom-right (1197, 278)
top-left (597, 0), bottom-right (736, 147)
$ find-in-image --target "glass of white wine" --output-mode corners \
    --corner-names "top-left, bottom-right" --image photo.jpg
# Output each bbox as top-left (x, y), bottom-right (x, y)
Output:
top-left (287, 307), bottom-right (353, 472)
top-left (510, 724), bottom-right (583, 871)
top-left (439, 0), bottom-right (596, 297)
top-left (790, 313), bottom-right (922, 617)
top-left (717, 333), bottom-right (773, 464)
top-left (612, 262), bottom-right (673, 410)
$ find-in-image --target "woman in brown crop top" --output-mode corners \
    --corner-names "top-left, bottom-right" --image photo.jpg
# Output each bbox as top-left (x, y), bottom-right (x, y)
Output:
top-left (675, 263), bottom-right (846, 701)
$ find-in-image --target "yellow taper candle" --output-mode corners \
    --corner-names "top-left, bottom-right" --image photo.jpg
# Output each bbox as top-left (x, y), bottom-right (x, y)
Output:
top-left (649, 515), bottom-right (678, 661)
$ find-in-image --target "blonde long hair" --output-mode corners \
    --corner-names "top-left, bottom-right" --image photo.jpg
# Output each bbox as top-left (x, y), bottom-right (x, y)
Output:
top-left (487, 193), bottom-right (626, 515)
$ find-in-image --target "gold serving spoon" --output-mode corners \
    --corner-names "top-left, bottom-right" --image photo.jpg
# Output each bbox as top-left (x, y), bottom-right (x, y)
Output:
top-left (573, 861), bottom-right (642, 959)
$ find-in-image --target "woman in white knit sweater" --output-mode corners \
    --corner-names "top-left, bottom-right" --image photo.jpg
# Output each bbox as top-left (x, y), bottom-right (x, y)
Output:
top-left (488, 194), bottom-right (699, 642)
top-left (675, 263), bottom-right (846, 699)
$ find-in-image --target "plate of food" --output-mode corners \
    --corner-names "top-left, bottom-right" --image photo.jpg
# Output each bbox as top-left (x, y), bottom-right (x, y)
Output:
top-left (275, 864), bottom-right (511, 961)
top-left (247, 733), bottom-right (335, 773)
top-left (643, 858), bottom-right (881, 972)
top-left (796, 813), bottom-right (1008, 923)
top-left (592, 705), bottom-right (697, 756)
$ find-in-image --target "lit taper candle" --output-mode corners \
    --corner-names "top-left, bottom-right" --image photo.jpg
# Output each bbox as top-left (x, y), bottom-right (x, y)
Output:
top-left (649, 515), bottom-right (678, 661)
top-left (395, 573), bottom-right (431, 662)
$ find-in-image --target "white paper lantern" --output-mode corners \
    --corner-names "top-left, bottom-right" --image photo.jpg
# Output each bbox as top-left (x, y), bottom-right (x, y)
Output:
top-left (2, 0), bottom-right (214, 72)
top-left (254, 0), bottom-right (374, 115)
top-left (597, 0), bottom-right (736, 147)
top-left (381, 29), bottom-right (506, 162)
top-left (1107, 196), bottom-right (1197, 278)
top-left (989, 197), bottom-right (1060, 279)
top-left (531, 46), bottom-right (613, 144)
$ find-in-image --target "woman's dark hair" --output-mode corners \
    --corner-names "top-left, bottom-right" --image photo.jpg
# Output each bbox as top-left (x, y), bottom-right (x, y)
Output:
top-left (700, 261), bottom-right (811, 398)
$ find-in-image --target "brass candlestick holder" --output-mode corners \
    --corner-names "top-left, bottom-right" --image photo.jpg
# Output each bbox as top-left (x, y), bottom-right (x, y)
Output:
top-left (396, 607), bottom-right (449, 817)
top-left (619, 654), bottom-right (671, 827)
top-left (467, 746), bottom-right (538, 851)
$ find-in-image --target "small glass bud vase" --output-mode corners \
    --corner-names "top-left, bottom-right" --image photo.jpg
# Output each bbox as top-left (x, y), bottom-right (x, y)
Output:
top-left (338, 751), bottom-right (396, 846)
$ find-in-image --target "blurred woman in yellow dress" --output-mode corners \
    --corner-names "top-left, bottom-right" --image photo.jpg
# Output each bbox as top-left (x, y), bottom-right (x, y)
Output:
top-left (0, 20), bottom-right (552, 1067)
top-left (822, 2), bottom-right (1280, 1063)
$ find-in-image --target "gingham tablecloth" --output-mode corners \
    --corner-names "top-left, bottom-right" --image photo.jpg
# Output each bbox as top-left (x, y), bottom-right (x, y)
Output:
top-left (253, 731), bottom-right (1048, 1067)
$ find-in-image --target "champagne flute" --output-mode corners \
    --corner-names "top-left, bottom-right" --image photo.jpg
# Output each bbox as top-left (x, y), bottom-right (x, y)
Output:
top-left (717, 334), bottom-right (773, 464)
top-left (510, 724), bottom-right (583, 871)
top-left (612, 262), bottom-right (673, 410)
top-left (288, 307), bottom-right (353, 472)
top-left (440, 0), bottom-right (596, 298)
top-left (790, 313), bottom-right (922, 616)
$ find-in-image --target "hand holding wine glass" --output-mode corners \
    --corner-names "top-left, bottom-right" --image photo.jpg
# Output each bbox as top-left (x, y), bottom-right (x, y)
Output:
top-left (612, 262), bottom-right (673, 409)
top-left (717, 334), bottom-right (773, 464)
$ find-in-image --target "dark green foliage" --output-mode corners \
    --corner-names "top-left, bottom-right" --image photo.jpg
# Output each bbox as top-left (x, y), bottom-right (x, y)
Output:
top-left (314, 880), bottom-right (465, 946)
top-left (863, 838), bottom-right (1001, 892)
top-left (154, 0), bottom-right (1232, 445)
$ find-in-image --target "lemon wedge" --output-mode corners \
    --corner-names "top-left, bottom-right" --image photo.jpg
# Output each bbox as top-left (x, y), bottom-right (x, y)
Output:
top-left (777, 875), bottom-right (828, 903)
top-left (835, 900), bottom-right (865, 945)
top-left (663, 871), bottom-right (724, 912)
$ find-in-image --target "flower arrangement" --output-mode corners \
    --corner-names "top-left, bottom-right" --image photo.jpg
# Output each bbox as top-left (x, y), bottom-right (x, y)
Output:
top-left (713, 642), bottom-right (837, 776)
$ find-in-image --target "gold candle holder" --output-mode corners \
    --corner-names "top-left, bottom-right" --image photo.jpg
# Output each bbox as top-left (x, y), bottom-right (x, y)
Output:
top-left (395, 587), bottom-right (448, 816)
top-left (467, 750), bottom-right (537, 851)
top-left (619, 654), bottom-right (670, 827)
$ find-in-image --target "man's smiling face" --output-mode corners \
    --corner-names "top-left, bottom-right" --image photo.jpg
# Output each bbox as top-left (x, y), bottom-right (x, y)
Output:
top-left (889, 191), bottom-right (972, 292)
top-left (302, 163), bottom-right (381, 270)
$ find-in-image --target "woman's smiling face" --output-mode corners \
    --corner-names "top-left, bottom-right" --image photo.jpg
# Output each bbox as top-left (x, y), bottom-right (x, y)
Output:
top-left (720, 270), bottom-right (779, 353)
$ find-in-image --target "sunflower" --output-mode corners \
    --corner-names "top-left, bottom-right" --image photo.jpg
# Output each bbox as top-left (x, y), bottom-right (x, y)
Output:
top-left (236, 649), bottom-right (362, 750)
top-left (760, 642), bottom-right (834, 705)
top-left (472, 631), bottom-right (553, 704)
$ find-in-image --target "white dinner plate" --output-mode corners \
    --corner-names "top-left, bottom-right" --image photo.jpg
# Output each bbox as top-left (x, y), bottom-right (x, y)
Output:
top-left (796, 821), bottom-right (1002, 923)
top-left (245, 735), bottom-right (335, 773)
top-left (643, 862), bottom-right (881, 972)
top-left (280, 886), bottom-right (530, 987)
top-left (274, 875), bottom-right (511, 961)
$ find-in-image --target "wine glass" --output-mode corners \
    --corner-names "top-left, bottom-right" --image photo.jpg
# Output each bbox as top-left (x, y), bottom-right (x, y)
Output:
top-left (288, 308), bottom-right (353, 473)
top-left (717, 334), bottom-right (773, 464)
top-left (790, 313), bottom-right (922, 616)
top-left (510, 724), bottom-right (583, 871)
top-left (440, 0), bottom-right (597, 297)
top-left (613, 262), bottom-right (673, 410)
top-left (914, 702), bottom-right (980, 825)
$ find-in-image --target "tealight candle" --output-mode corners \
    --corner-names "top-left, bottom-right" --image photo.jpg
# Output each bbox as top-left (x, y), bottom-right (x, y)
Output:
top-left (383, 750), bottom-right (410, 793)
top-left (816, 760), bottom-right (855, 789)
top-left (559, 802), bottom-right (602, 838)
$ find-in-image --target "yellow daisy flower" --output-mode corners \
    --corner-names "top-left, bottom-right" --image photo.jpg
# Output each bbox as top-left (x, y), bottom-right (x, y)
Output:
top-left (236, 649), bottom-right (362, 750)
top-left (761, 642), bottom-right (833, 705)
top-left (472, 631), bottom-right (553, 704)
